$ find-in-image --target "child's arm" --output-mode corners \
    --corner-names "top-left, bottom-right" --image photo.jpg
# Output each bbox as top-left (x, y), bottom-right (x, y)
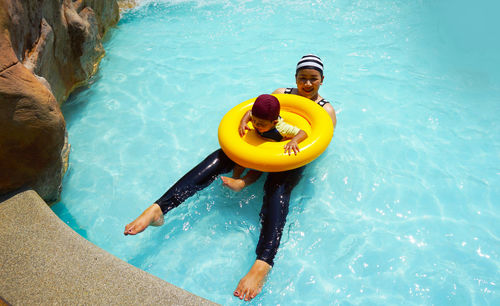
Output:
top-left (284, 130), bottom-right (308, 155)
top-left (239, 110), bottom-right (252, 137)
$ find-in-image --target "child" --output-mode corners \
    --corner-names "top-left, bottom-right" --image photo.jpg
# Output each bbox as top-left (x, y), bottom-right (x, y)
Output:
top-left (221, 94), bottom-right (308, 191)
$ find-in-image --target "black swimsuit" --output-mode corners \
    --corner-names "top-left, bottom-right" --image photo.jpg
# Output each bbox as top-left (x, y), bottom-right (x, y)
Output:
top-left (155, 90), bottom-right (330, 266)
top-left (284, 87), bottom-right (330, 107)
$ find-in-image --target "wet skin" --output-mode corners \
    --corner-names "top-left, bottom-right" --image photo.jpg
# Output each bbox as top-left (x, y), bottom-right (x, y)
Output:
top-left (295, 68), bottom-right (324, 101)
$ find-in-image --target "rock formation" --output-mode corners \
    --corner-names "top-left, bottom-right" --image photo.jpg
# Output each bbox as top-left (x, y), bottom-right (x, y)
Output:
top-left (0, 0), bottom-right (119, 202)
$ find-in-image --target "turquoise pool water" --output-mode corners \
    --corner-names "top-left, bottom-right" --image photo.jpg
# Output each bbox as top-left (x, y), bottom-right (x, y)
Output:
top-left (52, 0), bottom-right (499, 304)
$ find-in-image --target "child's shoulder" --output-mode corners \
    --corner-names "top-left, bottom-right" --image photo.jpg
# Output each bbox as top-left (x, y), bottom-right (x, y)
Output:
top-left (276, 117), bottom-right (300, 137)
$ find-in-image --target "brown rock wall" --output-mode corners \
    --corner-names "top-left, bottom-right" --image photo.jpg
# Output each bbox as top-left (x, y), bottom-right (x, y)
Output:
top-left (0, 61), bottom-right (65, 201)
top-left (0, 0), bottom-right (119, 202)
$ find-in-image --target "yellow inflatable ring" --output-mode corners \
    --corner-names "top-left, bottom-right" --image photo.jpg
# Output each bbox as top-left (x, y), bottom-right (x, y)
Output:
top-left (218, 94), bottom-right (334, 172)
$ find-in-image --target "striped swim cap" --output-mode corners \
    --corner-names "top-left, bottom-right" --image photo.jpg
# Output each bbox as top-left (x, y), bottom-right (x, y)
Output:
top-left (296, 54), bottom-right (324, 75)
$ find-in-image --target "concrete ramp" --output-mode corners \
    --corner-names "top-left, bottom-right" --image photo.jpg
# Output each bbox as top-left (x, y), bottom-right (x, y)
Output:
top-left (0, 190), bottom-right (217, 305)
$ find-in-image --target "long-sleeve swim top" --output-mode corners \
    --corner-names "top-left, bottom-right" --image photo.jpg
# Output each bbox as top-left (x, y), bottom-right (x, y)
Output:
top-left (257, 117), bottom-right (300, 141)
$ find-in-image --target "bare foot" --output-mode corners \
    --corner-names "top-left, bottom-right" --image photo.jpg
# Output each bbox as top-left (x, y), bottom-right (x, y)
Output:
top-left (124, 203), bottom-right (164, 235)
top-left (221, 176), bottom-right (245, 192)
top-left (234, 260), bottom-right (271, 301)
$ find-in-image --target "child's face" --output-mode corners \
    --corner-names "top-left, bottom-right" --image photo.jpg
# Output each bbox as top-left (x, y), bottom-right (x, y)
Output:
top-left (251, 115), bottom-right (277, 133)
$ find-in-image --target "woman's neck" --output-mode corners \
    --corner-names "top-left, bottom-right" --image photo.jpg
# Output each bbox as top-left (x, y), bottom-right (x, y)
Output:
top-left (309, 93), bottom-right (320, 102)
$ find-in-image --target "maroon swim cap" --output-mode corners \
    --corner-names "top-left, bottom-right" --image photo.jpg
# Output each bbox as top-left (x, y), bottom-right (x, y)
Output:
top-left (251, 94), bottom-right (280, 121)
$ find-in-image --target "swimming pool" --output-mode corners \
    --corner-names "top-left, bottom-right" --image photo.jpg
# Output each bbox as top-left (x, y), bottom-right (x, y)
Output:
top-left (52, 0), bottom-right (499, 304)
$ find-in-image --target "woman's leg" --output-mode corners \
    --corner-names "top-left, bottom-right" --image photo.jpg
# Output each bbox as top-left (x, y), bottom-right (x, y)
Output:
top-left (124, 149), bottom-right (234, 235)
top-left (255, 166), bottom-right (305, 266)
top-left (155, 148), bottom-right (235, 214)
top-left (234, 166), bottom-right (305, 300)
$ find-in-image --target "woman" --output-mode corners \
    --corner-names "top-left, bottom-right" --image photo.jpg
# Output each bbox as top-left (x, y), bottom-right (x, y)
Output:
top-left (124, 54), bottom-right (336, 301)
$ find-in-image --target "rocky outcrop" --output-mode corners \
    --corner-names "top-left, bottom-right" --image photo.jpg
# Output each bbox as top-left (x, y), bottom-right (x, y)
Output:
top-left (0, 0), bottom-right (119, 202)
top-left (118, 0), bottom-right (139, 11)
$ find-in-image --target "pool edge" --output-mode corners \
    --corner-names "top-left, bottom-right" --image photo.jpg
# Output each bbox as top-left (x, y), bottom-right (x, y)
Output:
top-left (0, 190), bottom-right (218, 305)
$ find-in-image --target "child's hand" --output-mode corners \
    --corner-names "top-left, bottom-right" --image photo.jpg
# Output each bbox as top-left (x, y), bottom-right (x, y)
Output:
top-left (239, 123), bottom-right (250, 137)
top-left (284, 140), bottom-right (300, 155)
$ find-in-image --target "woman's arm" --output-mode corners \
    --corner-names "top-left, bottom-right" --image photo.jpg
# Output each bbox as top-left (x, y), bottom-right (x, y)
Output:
top-left (284, 130), bottom-right (308, 155)
top-left (323, 103), bottom-right (337, 129)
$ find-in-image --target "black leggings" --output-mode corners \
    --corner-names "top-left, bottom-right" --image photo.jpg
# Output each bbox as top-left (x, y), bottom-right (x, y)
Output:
top-left (155, 149), bottom-right (304, 266)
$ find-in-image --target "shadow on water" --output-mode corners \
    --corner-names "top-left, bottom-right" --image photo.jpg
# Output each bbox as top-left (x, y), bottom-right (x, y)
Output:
top-left (51, 201), bottom-right (89, 239)
top-left (0, 187), bottom-right (31, 203)
top-left (51, 167), bottom-right (89, 239)
top-left (61, 73), bottom-right (102, 122)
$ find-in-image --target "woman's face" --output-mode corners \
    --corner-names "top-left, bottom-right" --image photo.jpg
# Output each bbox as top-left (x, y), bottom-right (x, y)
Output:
top-left (295, 68), bottom-right (324, 100)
